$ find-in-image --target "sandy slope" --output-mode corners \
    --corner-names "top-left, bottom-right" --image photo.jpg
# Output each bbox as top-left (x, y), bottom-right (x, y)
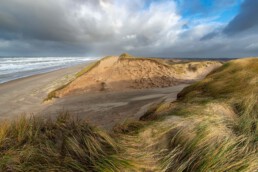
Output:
top-left (56, 56), bottom-right (222, 97)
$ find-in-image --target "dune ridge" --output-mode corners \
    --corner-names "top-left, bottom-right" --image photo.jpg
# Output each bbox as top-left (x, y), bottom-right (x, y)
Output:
top-left (53, 54), bottom-right (222, 98)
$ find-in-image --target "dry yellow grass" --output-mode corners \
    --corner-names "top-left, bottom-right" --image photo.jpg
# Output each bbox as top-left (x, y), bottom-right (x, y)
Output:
top-left (0, 113), bottom-right (131, 172)
top-left (116, 58), bottom-right (258, 171)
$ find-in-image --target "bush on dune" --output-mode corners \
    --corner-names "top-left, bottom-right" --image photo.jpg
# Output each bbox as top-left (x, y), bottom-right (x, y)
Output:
top-left (0, 113), bottom-right (130, 172)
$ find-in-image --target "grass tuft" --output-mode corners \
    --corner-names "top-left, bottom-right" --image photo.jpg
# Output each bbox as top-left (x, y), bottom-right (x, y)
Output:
top-left (119, 53), bottom-right (135, 59)
top-left (0, 113), bottom-right (131, 171)
top-left (75, 61), bottom-right (100, 78)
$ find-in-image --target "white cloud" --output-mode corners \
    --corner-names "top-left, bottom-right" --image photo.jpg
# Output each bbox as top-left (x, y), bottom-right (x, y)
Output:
top-left (0, 0), bottom-right (257, 58)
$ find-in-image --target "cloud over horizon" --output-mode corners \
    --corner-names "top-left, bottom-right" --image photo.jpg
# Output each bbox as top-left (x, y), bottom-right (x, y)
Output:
top-left (0, 0), bottom-right (257, 58)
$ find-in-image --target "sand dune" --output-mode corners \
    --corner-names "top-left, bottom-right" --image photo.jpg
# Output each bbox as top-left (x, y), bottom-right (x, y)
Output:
top-left (55, 55), bottom-right (222, 97)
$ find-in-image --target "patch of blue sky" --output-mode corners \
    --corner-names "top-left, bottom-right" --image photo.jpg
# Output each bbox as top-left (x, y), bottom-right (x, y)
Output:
top-left (215, 2), bottom-right (242, 23)
top-left (176, 0), bottom-right (242, 24)
top-left (128, 0), bottom-right (242, 26)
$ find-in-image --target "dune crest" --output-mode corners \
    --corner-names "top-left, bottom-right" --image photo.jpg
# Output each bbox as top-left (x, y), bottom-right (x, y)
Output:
top-left (55, 55), bottom-right (222, 97)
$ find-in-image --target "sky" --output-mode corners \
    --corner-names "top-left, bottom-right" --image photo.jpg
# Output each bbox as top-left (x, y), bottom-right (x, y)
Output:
top-left (0, 0), bottom-right (258, 58)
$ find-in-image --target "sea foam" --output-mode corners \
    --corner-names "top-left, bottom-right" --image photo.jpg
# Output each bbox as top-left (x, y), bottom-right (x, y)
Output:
top-left (0, 57), bottom-right (97, 83)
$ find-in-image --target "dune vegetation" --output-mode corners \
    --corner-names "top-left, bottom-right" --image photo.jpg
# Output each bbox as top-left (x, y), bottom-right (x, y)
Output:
top-left (1, 58), bottom-right (257, 171)
top-left (44, 60), bottom-right (101, 101)
top-left (0, 114), bottom-right (131, 172)
top-left (126, 58), bottom-right (258, 171)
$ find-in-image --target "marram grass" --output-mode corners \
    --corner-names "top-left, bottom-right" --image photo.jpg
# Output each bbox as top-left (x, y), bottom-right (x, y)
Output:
top-left (0, 113), bottom-right (131, 172)
top-left (116, 58), bottom-right (258, 171)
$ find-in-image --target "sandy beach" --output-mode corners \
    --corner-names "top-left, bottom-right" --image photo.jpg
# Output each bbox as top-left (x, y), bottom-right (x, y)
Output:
top-left (0, 60), bottom-right (188, 130)
top-left (0, 62), bottom-right (91, 118)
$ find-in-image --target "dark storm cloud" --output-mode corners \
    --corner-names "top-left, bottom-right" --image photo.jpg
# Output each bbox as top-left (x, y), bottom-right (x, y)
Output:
top-left (223, 0), bottom-right (258, 35)
top-left (0, 0), bottom-right (184, 56)
top-left (200, 30), bottom-right (220, 41)
top-left (0, 0), bottom-right (80, 42)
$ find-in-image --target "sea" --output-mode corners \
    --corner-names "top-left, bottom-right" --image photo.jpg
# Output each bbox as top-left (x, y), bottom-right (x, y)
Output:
top-left (0, 57), bottom-right (98, 84)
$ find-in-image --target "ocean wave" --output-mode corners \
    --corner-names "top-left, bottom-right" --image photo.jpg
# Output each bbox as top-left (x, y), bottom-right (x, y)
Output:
top-left (0, 57), bottom-right (98, 83)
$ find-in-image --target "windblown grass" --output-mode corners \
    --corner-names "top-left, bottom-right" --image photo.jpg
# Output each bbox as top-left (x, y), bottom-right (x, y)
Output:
top-left (116, 58), bottom-right (258, 171)
top-left (113, 120), bottom-right (146, 135)
top-left (119, 53), bottom-right (135, 59)
top-left (177, 58), bottom-right (258, 140)
top-left (44, 82), bottom-right (71, 101)
top-left (0, 113), bottom-right (130, 172)
top-left (159, 116), bottom-right (258, 172)
top-left (75, 61), bottom-right (100, 78)
top-left (178, 58), bottom-right (258, 100)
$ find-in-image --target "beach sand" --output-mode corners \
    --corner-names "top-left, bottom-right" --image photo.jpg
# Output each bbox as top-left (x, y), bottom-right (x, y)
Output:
top-left (42, 84), bottom-right (188, 130)
top-left (0, 62), bottom-right (91, 118)
top-left (0, 60), bottom-right (188, 130)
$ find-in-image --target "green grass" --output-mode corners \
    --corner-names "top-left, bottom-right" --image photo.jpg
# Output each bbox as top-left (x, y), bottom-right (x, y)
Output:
top-left (75, 61), bottom-right (100, 78)
top-left (0, 113), bottom-right (131, 172)
top-left (178, 58), bottom-right (258, 100)
top-left (119, 53), bottom-right (135, 59)
top-left (44, 82), bottom-right (71, 101)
